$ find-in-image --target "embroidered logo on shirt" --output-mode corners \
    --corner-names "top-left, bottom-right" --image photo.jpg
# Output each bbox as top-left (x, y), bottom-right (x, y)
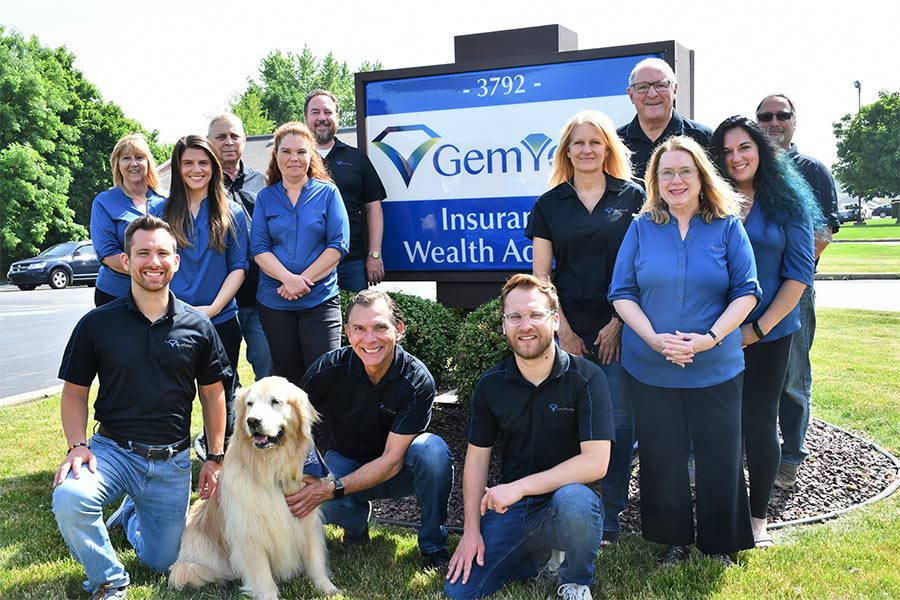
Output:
top-left (165, 339), bottom-right (195, 351)
top-left (549, 403), bottom-right (574, 413)
top-left (334, 160), bottom-right (353, 167)
top-left (379, 403), bottom-right (397, 415)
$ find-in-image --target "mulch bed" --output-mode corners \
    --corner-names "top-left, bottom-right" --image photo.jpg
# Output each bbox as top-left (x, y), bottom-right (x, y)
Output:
top-left (369, 404), bottom-right (899, 530)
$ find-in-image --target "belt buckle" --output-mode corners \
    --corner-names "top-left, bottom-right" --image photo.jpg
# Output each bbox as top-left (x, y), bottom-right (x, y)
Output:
top-left (145, 445), bottom-right (174, 460)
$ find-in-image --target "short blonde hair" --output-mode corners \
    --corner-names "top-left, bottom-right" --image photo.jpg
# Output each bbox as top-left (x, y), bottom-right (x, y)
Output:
top-left (110, 133), bottom-right (160, 191)
top-left (548, 111), bottom-right (633, 188)
top-left (641, 136), bottom-right (742, 225)
top-left (501, 273), bottom-right (560, 313)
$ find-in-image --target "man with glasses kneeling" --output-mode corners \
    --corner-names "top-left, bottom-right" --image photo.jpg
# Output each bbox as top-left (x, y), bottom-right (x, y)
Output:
top-left (445, 274), bottom-right (613, 600)
top-left (617, 57), bottom-right (713, 180)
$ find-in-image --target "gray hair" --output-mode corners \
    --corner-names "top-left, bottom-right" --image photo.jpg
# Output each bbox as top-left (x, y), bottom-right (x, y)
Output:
top-left (208, 112), bottom-right (246, 137)
top-left (628, 57), bottom-right (676, 86)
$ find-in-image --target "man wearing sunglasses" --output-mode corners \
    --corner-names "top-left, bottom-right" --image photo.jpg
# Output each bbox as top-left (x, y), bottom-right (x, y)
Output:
top-left (756, 93), bottom-right (840, 490)
top-left (445, 274), bottom-right (613, 600)
top-left (617, 57), bottom-right (712, 180)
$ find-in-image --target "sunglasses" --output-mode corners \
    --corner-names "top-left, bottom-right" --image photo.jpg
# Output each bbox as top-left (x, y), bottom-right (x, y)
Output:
top-left (757, 111), bottom-right (794, 122)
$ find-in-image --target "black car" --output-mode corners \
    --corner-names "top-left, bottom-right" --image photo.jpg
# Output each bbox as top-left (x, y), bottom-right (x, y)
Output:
top-left (7, 241), bottom-right (100, 290)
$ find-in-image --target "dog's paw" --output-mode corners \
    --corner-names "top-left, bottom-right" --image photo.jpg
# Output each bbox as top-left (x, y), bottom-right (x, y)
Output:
top-left (316, 580), bottom-right (340, 596)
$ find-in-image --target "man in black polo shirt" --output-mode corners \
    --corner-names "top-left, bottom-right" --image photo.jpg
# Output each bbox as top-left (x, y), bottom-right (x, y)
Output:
top-left (208, 112), bottom-right (271, 382)
top-left (52, 215), bottom-right (229, 600)
top-left (445, 274), bottom-right (613, 600)
top-left (617, 57), bottom-right (712, 180)
top-left (755, 93), bottom-right (840, 489)
top-left (284, 289), bottom-right (453, 569)
top-left (304, 89), bottom-right (387, 292)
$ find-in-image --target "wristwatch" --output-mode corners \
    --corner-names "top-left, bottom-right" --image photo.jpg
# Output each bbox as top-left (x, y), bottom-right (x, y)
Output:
top-left (329, 475), bottom-right (345, 499)
top-left (206, 453), bottom-right (225, 464)
top-left (367, 251), bottom-right (382, 259)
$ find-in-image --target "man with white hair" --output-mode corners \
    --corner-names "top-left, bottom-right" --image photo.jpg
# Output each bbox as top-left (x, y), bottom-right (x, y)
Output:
top-left (617, 57), bottom-right (712, 179)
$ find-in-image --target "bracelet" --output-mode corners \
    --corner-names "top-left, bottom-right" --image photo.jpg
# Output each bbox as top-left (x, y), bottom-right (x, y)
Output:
top-left (706, 330), bottom-right (722, 346)
top-left (66, 442), bottom-right (88, 455)
top-left (751, 320), bottom-right (766, 340)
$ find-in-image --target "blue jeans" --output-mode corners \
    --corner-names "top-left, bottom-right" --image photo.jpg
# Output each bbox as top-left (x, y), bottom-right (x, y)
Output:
top-left (779, 285), bottom-right (816, 466)
top-left (51, 434), bottom-right (191, 594)
top-left (336, 259), bottom-right (368, 293)
top-left (322, 433), bottom-right (453, 554)
top-left (444, 484), bottom-right (603, 599)
top-left (237, 306), bottom-right (272, 382)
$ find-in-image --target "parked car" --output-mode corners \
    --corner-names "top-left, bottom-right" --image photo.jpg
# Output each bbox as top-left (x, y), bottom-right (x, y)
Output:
top-left (838, 203), bottom-right (872, 224)
top-left (6, 241), bottom-right (100, 290)
top-left (871, 202), bottom-right (895, 218)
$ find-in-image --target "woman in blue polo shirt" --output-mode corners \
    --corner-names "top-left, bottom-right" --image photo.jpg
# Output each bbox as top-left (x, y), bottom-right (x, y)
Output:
top-left (153, 135), bottom-right (248, 454)
top-left (251, 122), bottom-right (349, 386)
top-left (609, 136), bottom-right (760, 563)
top-left (526, 110), bottom-right (644, 543)
top-left (710, 116), bottom-right (820, 547)
top-left (90, 134), bottom-right (166, 306)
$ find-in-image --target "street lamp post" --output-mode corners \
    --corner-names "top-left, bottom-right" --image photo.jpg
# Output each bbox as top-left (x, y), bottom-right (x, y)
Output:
top-left (853, 80), bottom-right (864, 225)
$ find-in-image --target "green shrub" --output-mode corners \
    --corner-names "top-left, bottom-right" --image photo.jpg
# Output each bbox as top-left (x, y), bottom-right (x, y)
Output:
top-left (337, 289), bottom-right (461, 391)
top-left (451, 297), bottom-right (510, 410)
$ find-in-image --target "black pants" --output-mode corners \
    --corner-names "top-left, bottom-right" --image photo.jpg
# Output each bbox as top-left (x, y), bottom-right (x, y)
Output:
top-left (628, 371), bottom-right (754, 555)
top-left (214, 316), bottom-right (242, 442)
top-left (94, 288), bottom-right (118, 307)
top-left (258, 296), bottom-right (342, 387)
top-left (743, 334), bottom-right (794, 518)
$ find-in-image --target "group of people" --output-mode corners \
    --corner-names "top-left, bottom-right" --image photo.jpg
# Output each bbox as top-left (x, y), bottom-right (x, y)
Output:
top-left (50, 56), bottom-right (839, 600)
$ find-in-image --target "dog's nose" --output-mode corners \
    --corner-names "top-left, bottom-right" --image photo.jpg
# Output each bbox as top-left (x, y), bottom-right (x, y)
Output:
top-left (247, 417), bottom-right (260, 429)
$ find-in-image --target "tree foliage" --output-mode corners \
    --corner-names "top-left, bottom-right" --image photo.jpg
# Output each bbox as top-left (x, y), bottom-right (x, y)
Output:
top-left (232, 47), bottom-right (381, 132)
top-left (0, 27), bottom-right (165, 269)
top-left (833, 90), bottom-right (900, 201)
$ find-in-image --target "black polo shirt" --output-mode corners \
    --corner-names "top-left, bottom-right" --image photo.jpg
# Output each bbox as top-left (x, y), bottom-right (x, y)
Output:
top-left (526, 177), bottom-right (644, 340)
top-left (322, 139), bottom-right (387, 262)
top-left (617, 110), bottom-right (712, 180)
top-left (788, 144), bottom-right (840, 235)
top-left (467, 345), bottom-right (614, 491)
top-left (300, 344), bottom-right (435, 463)
top-left (58, 291), bottom-right (231, 444)
top-left (226, 162), bottom-right (267, 308)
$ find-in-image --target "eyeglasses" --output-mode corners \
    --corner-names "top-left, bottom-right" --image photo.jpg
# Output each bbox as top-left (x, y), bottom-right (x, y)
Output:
top-left (657, 167), bottom-right (698, 181)
top-left (756, 111), bottom-right (794, 122)
top-left (630, 80), bottom-right (672, 95)
top-left (502, 310), bottom-right (556, 326)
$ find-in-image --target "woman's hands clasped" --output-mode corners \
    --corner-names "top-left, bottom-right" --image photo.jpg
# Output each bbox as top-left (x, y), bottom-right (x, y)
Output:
top-left (649, 330), bottom-right (717, 368)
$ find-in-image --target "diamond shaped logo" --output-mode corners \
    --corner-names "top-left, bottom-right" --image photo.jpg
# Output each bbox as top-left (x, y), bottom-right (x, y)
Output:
top-left (372, 125), bottom-right (441, 187)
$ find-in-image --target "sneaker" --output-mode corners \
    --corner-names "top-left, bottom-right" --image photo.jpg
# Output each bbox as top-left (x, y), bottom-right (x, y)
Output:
top-left (90, 583), bottom-right (127, 600)
top-left (193, 434), bottom-right (207, 461)
top-left (422, 548), bottom-right (450, 573)
top-left (341, 528), bottom-right (370, 547)
top-left (774, 463), bottom-right (799, 489)
top-left (551, 583), bottom-right (592, 600)
top-left (533, 549), bottom-right (564, 583)
top-left (599, 530), bottom-right (619, 547)
top-left (707, 553), bottom-right (735, 567)
top-left (105, 497), bottom-right (129, 531)
top-left (657, 544), bottom-right (691, 566)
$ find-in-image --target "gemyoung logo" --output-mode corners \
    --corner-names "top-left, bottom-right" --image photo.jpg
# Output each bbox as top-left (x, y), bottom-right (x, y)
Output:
top-left (372, 125), bottom-right (441, 187)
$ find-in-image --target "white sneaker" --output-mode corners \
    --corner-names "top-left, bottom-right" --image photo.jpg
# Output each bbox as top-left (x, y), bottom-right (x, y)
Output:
top-left (105, 496), bottom-right (129, 531)
top-left (551, 583), bottom-right (592, 600)
top-left (533, 549), bottom-right (565, 583)
top-left (193, 434), bottom-right (207, 461)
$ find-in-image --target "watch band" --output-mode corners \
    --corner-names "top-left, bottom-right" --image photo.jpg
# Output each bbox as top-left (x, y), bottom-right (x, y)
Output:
top-left (205, 453), bottom-right (225, 464)
top-left (331, 476), bottom-right (345, 500)
top-left (367, 251), bottom-right (381, 259)
top-left (751, 320), bottom-right (766, 340)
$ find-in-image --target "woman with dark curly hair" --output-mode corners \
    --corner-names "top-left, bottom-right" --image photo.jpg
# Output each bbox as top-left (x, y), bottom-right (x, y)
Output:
top-left (250, 122), bottom-right (349, 386)
top-left (710, 115), bottom-right (823, 547)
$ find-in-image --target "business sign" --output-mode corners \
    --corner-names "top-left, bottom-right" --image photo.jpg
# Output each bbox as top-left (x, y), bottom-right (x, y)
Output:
top-left (360, 50), bottom-right (662, 273)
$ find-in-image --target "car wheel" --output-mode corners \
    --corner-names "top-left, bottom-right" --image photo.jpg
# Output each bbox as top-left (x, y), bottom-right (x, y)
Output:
top-left (49, 268), bottom-right (71, 289)
top-left (17, 284), bottom-right (37, 291)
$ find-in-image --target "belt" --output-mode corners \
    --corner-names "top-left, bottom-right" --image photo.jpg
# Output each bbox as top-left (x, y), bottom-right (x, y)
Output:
top-left (97, 425), bottom-right (190, 460)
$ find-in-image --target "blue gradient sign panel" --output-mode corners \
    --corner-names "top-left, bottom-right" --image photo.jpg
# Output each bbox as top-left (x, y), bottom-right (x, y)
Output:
top-left (364, 54), bottom-right (659, 271)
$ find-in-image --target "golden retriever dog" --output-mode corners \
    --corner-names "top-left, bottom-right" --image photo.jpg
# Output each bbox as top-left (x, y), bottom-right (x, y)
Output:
top-left (169, 376), bottom-right (338, 599)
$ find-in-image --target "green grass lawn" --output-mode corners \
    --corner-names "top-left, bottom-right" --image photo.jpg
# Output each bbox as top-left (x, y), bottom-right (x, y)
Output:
top-left (1, 309), bottom-right (898, 599)
top-left (817, 243), bottom-right (900, 274)
top-left (834, 220), bottom-right (900, 241)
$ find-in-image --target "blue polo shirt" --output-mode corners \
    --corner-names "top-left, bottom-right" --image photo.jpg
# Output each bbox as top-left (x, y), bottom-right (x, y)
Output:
top-left (789, 144), bottom-right (840, 235)
top-left (90, 187), bottom-right (166, 297)
top-left (151, 199), bottom-right (249, 325)
top-left (609, 213), bottom-right (761, 388)
top-left (250, 179), bottom-right (349, 311)
top-left (741, 199), bottom-right (815, 343)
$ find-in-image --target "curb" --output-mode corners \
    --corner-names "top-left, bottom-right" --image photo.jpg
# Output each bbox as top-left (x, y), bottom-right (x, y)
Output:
top-left (831, 238), bottom-right (900, 243)
top-left (815, 273), bottom-right (900, 280)
top-left (0, 384), bottom-right (63, 408)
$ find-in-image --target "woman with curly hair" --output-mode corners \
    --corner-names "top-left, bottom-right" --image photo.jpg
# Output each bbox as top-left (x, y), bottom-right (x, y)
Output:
top-left (709, 115), bottom-right (822, 547)
top-left (154, 135), bottom-right (248, 455)
top-left (609, 135), bottom-right (760, 564)
top-left (526, 110), bottom-right (645, 543)
top-left (250, 122), bottom-right (349, 385)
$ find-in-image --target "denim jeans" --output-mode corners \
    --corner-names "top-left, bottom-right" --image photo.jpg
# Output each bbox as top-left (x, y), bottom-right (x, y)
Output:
top-left (322, 433), bottom-right (453, 554)
top-left (779, 285), bottom-right (816, 466)
top-left (237, 306), bottom-right (272, 382)
top-left (336, 259), bottom-right (368, 293)
top-left (443, 484), bottom-right (603, 599)
top-left (51, 434), bottom-right (192, 594)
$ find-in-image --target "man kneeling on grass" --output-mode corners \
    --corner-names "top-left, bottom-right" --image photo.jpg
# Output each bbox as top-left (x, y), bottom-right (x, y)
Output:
top-left (445, 274), bottom-right (614, 600)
